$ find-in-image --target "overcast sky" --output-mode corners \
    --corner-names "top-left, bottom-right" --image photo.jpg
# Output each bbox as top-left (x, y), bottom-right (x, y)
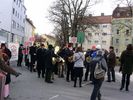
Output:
top-left (24, 0), bottom-right (117, 35)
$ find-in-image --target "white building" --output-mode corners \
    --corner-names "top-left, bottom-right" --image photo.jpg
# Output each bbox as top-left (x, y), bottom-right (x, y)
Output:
top-left (83, 14), bottom-right (112, 51)
top-left (0, 0), bottom-right (26, 44)
top-left (24, 18), bottom-right (36, 46)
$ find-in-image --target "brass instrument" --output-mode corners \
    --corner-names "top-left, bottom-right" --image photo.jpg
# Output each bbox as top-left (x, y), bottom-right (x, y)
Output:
top-left (68, 56), bottom-right (73, 62)
top-left (86, 56), bottom-right (91, 63)
top-left (52, 57), bottom-right (57, 65)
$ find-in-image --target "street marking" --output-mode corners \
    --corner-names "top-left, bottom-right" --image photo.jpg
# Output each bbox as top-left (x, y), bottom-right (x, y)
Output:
top-left (49, 95), bottom-right (59, 100)
top-left (82, 82), bottom-right (90, 86)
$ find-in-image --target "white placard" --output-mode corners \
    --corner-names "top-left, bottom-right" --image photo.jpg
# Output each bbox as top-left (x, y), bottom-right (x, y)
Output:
top-left (8, 43), bottom-right (19, 61)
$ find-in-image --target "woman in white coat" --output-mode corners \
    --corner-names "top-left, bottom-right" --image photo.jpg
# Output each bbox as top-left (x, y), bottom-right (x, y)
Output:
top-left (73, 47), bottom-right (85, 87)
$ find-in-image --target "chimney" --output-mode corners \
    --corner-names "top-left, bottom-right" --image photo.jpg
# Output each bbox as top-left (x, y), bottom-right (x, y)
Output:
top-left (101, 13), bottom-right (104, 16)
top-left (117, 4), bottom-right (120, 7)
top-left (89, 14), bottom-right (92, 17)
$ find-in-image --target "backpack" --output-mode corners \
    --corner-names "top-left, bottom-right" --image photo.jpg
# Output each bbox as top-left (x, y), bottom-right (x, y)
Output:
top-left (94, 58), bottom-right (105, 79)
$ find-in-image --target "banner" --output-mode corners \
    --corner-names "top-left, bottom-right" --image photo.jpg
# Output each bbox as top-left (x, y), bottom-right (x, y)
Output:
top-left (8, 43), bottom-right (19, 61)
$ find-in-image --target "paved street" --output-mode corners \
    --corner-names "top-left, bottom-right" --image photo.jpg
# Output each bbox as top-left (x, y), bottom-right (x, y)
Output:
top-left (7, 62), bottom-right (133, 100)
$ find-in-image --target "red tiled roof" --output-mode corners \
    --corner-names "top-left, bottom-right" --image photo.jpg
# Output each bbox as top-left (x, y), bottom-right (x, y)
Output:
top-left (81, 15), bottom-right (112, 25)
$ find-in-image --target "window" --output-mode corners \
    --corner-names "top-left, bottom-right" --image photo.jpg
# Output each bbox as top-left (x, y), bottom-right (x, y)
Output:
top-left (19, 1), bottom-right (21, 7)
top-left (125, 39), bottom-right (129, 45)
top-left (88, 33), bottom-right (92, 37)
top-left (95, 40), bottom-right (99, 44)
top-left (126, 30), bottom-right (129, 35)
top-left (102, 33), bottom-right (107, 36)
top-left (95, 33), bottom-right (99, 36)
top-left (117, 29), bottom-right (119, 34)
top-left (17, 23), bottom-right (19, 30)
top-left (20, 16), bottom-right (22, 20)
top-left (11, 33), bottom-right (14, 42)
top-left (23, 19), bottom-right (25, 23)
top-left (88, 40), bottom-right (91, 44)
top-left (15, 11), bottom-right (17, 16)
top-left (12, 20), bottom-right (16, 29)
top-left (127, 13), bottom-right (130, 17)
top-left (18, 13), bottom-right (19, 18)
top-left (22, 27), bottom-right (24, 32)
top-left (102, 41), bottom-right (106, 44)
top-left (13, 8), bottom-right (15, 14)
top-left (103, 25), bottom-right (107, 28)
top-left (116, 39), bottom-right (119, 44)
top-left (16, 0), bottom-right (18, 5)
top-left (117, 13), bottom-right (120, 17)
top-left (116, 49), bottom-right (118, 53)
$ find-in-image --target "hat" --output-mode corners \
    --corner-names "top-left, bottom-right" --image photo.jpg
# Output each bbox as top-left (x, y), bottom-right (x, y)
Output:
top-left (92, 45), bottom-right (96, 49)
top-left (96, 45), bottom-right (101, 49)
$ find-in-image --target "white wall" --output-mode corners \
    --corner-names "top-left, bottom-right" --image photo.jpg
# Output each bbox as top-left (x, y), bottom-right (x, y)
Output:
top-left (0, 0), bottom-right (13, 32)
top-left (83, 24), bottom-right (112, 51)
top-left (12, 0), bottom-right (26, 37)
top-left (25, 20), bottom-right (33, 42)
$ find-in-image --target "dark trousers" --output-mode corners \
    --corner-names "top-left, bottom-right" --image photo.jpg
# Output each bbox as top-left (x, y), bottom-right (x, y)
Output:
top-left (30, 56), bottom-right (36, 72)
top-left (37, 67), bottom-right (45, 78)
top-left (107, 67), bottom-right (115, 81)
top-left (84, 63), bottom-right (90, 81)
top-left (121, 74), bottom-right (131, 90)
top-left (17, 55), bottom-right (23, 66)
top-left (90, 80), bottom-right (103, 100)
top-left (66, 63), bottom-right (74, 81)
top-left (74, 67), bottom-right (83, 87)
top-left (45, 68), bottom-right (52, 82)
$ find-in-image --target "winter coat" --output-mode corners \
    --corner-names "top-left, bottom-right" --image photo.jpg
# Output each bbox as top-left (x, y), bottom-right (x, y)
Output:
top-left (107, 50), bottom-right (116, 68)
top-left (37, 48), bottom-right (47, 68)
top-left (120, 50), bottom-right (133, 74)
top-left (45, 49), bottom-right (57, 69)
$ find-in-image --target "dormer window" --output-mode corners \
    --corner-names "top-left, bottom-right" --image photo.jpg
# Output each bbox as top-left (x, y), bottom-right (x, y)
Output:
top-left (117, 12), bottom-right (120, 17)
top-left (127, 13), bottom-right (130, 17)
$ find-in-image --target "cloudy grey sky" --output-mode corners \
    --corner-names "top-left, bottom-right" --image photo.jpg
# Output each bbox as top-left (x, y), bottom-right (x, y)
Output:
top-left (24, 0), bottom-right (117, 35)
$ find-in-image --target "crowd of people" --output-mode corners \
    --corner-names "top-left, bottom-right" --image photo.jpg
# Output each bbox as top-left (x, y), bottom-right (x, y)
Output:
top-left (1, 42), bottom-right (133, 100)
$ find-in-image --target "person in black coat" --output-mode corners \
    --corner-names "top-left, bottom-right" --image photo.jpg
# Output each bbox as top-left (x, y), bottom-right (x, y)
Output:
top-left (45, 45), bottom-right (57, 83)
top-left (65, 46), bottom-right (74, 82)
top-left (29, 43), bottom-right (37, 72)
top-left (17, 44), bottom-right (23, 67)
top-left (36, 44), bottom-right (47, 78)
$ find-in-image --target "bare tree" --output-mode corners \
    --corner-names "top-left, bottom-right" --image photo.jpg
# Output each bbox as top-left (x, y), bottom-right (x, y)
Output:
top-left (48, 0), bottom-right (100, 45)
